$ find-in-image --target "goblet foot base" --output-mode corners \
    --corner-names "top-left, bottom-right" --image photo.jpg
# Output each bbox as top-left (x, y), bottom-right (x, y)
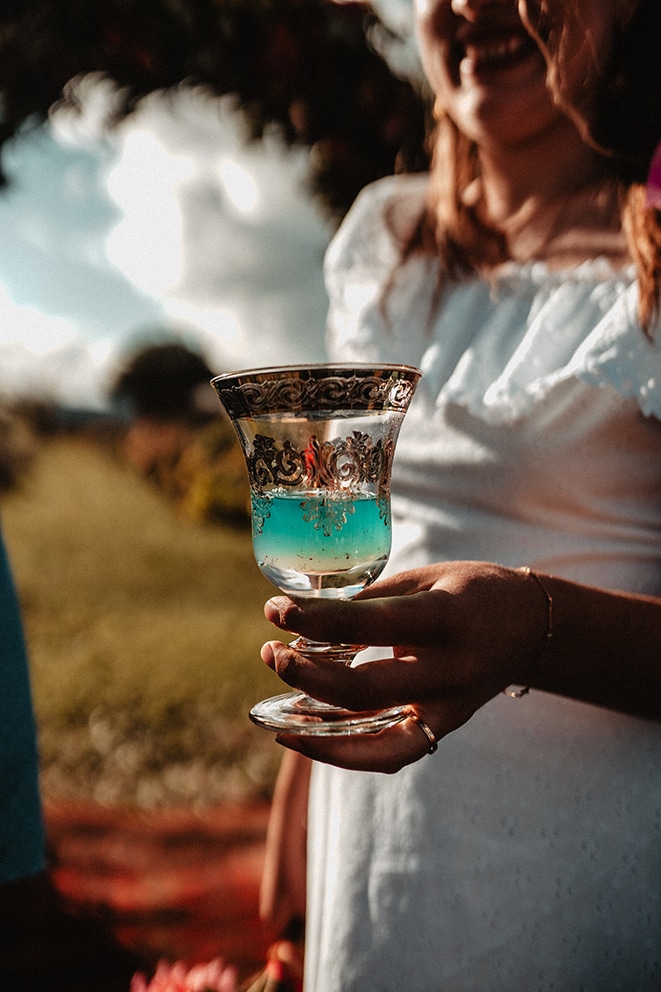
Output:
top-left (249, 691), bottom-right (409, 736)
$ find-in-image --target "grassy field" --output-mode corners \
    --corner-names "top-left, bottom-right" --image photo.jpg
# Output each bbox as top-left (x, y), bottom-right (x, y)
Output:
top-left (1, 433), bottom-right (286, 807)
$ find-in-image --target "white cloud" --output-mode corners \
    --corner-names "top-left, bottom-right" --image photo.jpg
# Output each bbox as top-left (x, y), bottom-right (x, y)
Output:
top-left (104, 89), bottom-right (333, 373)
top-left (0, 82), bottom-right (334, 406)
top-left (105, 128), bottom-right (192, 295)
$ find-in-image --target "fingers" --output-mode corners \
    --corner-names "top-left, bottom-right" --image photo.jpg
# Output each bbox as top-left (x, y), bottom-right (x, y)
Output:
top-left (261, 640), bottom-right (392, 710)
top-left (273, 704), bottom-right (471, 773)
top-left (264, 587), bottom-right (450, 649)
top-left (275, 715), bottom-right (432, 773)
top-left (260, 639), bottom-right (439, 712)
top-left (356, 567), bottom-right (440, 598)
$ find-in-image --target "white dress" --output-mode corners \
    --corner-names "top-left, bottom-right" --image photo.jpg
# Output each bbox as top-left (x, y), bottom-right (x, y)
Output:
top-left (304, 175), bottom-right (661, 992)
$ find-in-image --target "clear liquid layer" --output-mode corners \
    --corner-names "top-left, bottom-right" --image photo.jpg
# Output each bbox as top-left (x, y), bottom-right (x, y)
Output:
top-left (253, 490), bottom-right (390, 597)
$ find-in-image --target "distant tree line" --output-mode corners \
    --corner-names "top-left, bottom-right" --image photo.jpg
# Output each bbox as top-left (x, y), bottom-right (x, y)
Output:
top-left (0, 0), bottom-right (431, 221)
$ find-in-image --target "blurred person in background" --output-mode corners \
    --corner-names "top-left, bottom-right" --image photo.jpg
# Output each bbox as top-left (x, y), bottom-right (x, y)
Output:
top-left (0, 535), bottom-right (45, 883)
top-left (259, 1), bottom-right (661, 990)
top-left (0, 531), bottom-right (145, 989)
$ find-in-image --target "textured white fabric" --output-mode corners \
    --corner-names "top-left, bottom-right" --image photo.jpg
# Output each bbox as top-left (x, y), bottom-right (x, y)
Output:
top-left (305, 174), bottom-right (661, 992)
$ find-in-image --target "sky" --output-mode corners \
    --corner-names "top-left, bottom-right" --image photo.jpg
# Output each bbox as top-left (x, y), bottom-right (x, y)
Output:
top-left (0, 85), bottom-right (333, 410)
top-left (0, 0), bottom-right (417, 411)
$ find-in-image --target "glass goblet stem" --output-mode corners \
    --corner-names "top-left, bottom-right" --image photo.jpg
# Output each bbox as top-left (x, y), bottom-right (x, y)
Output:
top-left (289, 636), bottom-right (368, 665)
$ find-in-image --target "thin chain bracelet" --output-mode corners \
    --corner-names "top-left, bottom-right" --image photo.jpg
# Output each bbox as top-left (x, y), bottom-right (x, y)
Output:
top-left (503, 566), bottom-right (554, 699)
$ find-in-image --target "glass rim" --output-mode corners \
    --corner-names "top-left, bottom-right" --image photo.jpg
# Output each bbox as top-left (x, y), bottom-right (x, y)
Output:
top-left (210, 362), bottom-right (422, 386)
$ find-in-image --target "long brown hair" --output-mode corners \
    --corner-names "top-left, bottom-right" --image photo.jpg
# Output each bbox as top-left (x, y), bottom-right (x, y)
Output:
top-left (402, 0), bottom-right (661, 335)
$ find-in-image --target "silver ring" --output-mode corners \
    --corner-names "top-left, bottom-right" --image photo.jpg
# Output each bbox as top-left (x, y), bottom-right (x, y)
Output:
top-left (408, 713), bottom-right (438, 754)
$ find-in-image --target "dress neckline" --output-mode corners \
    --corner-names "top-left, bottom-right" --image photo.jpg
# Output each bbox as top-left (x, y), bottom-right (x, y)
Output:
top-left (486, 257), bottom-right (636, 288)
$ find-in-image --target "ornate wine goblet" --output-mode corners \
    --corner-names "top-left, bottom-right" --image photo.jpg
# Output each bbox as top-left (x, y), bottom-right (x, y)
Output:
top-left (210, 363), bottom-right (421, 735)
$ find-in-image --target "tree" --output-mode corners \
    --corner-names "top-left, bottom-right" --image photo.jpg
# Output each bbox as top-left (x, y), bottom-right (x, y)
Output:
top-left (0, 0), bottom-right (430, 220)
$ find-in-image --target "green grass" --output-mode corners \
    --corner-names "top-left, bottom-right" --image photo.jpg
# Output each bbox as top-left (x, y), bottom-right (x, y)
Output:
top-left (1, 434), bottom-right (286, 806)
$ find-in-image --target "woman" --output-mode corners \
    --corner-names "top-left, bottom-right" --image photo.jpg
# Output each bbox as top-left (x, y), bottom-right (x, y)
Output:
top-left (260, 1), bottom-right (661, 989)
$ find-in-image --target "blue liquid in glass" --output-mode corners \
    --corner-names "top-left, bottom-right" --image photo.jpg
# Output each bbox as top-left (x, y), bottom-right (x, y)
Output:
top-left (253, 491), bottom-right (390, 597)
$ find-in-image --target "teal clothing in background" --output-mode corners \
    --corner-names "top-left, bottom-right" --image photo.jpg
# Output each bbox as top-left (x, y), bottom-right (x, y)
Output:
top-left (0, 529), bottom-right (45, 881)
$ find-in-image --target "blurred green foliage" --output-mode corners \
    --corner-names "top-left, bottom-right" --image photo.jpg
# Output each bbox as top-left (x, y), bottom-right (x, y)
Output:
top-left (1, 433), bottom-right (284, 805)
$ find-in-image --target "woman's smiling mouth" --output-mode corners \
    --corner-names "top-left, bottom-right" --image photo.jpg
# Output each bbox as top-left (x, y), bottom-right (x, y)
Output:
top-left (458, 30), bottom-right (538, 76)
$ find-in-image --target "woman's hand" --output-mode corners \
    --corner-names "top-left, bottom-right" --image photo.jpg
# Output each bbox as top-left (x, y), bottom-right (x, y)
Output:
top-left (260, 561), bottom-right (551, 772)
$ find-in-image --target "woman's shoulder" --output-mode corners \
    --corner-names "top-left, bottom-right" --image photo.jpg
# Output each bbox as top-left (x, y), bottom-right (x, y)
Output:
top-left (571, 280), bottom-right (661, 419)
top-left (324, 173), bottom-right (429, 280)
top-left (348, 172), bottom-right (430, 225)
top-left (439, 270), bottom-right (661, 423)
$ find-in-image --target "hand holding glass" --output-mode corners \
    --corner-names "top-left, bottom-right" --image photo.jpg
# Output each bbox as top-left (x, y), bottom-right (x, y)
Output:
top-left (211, 364), bottom-right (420, 735)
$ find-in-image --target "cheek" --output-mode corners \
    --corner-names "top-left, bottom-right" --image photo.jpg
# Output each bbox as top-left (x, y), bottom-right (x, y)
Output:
top-left (519, 1), bottom-right (615, 111)
top-left (521, 0), bottom-right (615, 66)
top-left (413, 0), bottom-right (448, 21)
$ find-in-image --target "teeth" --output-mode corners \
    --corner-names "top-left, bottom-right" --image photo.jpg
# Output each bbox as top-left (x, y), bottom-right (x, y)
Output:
top-left (464, 35), bottom-right (527, 65)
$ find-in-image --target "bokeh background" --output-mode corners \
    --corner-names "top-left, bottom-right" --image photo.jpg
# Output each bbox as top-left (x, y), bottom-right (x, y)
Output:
top-left (0, 2), bottom-right (431, 984)
top-left (0, 0), bottom-right (431, 807)
top-left (0, 0), bottom-right (427, 405)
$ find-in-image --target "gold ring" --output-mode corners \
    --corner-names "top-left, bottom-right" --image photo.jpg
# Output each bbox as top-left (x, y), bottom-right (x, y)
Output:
top-left (408, 713), bottom-right (438, 754)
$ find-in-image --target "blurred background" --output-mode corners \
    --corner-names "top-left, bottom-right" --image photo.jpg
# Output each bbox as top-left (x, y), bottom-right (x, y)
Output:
top-left (0, 0), bottom-right (430, 982)
top-left (0, 0), bottom-right (427, 408)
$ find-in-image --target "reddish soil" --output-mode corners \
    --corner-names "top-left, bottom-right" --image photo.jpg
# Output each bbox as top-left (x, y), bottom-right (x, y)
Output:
top-left (41, 798), bottom-right (272, 987)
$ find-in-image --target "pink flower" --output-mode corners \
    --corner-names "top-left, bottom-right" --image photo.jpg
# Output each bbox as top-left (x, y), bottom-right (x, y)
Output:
top-left (130, 958), bottom-right (239, 992)
top-left (645, 140), bottom-right (661, 209)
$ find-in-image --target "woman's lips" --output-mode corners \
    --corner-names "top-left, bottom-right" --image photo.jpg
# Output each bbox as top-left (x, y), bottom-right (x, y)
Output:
top-left (458, 31), bottom-right (538, 76)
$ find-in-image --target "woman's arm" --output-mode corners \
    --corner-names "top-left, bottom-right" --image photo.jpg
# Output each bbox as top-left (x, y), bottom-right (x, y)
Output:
top-left (259, 561), bottom-right (661, 772)
top-left (260, 748), bottom-right (311, 940)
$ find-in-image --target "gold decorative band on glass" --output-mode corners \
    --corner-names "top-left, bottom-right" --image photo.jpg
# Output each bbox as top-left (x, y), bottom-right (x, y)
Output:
top-left (212, 363), bottom-right (420, 418)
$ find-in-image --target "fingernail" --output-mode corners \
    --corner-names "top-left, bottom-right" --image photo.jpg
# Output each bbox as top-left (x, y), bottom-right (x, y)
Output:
top-left (264, 597), bottom-right (286, 622)
top-left (266, 595), bottom-right (289, 608)
top-left (260, 642), bottom-right (276, 667)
